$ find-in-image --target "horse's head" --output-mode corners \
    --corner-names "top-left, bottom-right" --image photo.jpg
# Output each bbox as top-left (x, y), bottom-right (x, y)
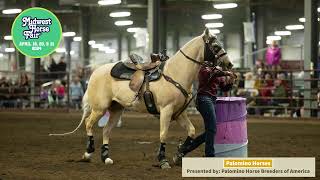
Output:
top-left (202, 28), bottom-right (233, 70)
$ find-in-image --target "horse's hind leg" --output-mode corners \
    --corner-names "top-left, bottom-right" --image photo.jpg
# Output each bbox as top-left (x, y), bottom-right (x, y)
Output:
top-left (101, 101), bottom-right (124, 165)
top-left (82, 109), bottom-right (105, 161)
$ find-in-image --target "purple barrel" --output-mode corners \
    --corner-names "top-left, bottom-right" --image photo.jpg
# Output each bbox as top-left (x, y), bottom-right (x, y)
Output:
top-left (214, 97), bottom-right (248, 157)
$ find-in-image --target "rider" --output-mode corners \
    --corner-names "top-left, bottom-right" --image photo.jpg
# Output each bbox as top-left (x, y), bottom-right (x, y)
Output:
top-left (174, 61), bottom-right (236, 161)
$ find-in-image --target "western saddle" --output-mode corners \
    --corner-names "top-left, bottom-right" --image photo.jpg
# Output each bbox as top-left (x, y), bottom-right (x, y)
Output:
top-left (123, 51), bottom-right (168, 94)
top-left (110, 50), bottom-right (168, 114)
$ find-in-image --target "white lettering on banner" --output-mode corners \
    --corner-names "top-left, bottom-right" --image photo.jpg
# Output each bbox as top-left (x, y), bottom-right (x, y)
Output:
top-left (21, 16), bottom-right (52, 40)
top-left (182, 157), bottom-right (315, 177)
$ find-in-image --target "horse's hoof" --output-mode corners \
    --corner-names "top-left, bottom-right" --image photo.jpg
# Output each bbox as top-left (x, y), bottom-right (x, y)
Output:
top-left (160, 159), bottom-right (171, 169)
top-left (104, 158), bottom-right (114, 165)
top-left (82, 152), bottom-right (92, 161)
top-left (160, 162), bottom-right (171, 169)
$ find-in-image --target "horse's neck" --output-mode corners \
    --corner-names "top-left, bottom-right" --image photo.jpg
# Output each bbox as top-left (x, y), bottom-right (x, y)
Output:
top-left (164, 37), bottom-right (203, 91)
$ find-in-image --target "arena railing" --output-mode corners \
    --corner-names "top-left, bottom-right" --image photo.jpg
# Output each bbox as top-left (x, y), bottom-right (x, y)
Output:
top-left (0, 70), bottom-right (79, 111)
top-left (1, 67), bottom-right (319, 118)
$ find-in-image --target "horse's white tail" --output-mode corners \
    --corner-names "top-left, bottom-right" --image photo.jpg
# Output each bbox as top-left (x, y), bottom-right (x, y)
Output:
top-left (49, 92), bottom-right (91, 136)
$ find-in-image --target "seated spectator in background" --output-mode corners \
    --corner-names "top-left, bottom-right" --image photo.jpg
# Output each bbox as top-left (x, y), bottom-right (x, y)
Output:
top-left (277, 72), bottom-right (290, 93)
top-left (265, 40), bottom-right (281, 76)
top-left (0, 76), bottom-right (10, 108)
top-left (69, 76), bottom-right (84, 110)
top-left (40, 86), bottom-right (49, 108)
top-left (244, 72), bottom-right (254, 89)
top-left (241, 72), bottom-right (259, 96)
top-left (255, 60), bottom-right (266, 75)
top-left (0, 76), bottom-right (9, 88)
top-left (49, 57), bottom-right (58, 80)
top-left (12, 73), bottom-right (30, 108)
top-left (18, 73), bottom-right (30, 99)
top-left (271, 79), bottom-right (287, 115)
top-left (272, 79), bottom-right (287, 103)
top-left (48, 84), bottom-right (57, 107)
top-left (291, 91), bottom-right (304, 118)
top-left (76, 65), bottom-right (87, 91)
top-left (19, 73), bottom-right (29, 88)
top-left (55, 80), bottom-right (65, 106)
top-left (56, 57), bottom-right (67, 79)
top-left (257, 73), bottom-right (273, 114)
top-left (231, 72), bottom-right (241, 96)
top-left (254, 72), bottom-right (263, 92)
top-left (317, 90), bottom-right (320, 107)
top-left (237, 72), bottom-right (259, 114)
top-left (4, 78), bottom-right (16, 108)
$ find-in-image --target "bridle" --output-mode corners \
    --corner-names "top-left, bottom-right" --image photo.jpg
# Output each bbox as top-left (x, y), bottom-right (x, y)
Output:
top-left (180, 35), bottom-right (227, 67)
top-left (162, 35), bottom-right (228, 120)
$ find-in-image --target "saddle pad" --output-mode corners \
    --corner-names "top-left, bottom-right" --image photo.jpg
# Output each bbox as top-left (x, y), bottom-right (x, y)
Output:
top-left (110, 62), bottom-right (165, 81)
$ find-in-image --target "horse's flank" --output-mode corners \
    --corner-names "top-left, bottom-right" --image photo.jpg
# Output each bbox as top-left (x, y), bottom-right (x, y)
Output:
top-left (86, 35), bottom-right (205, 114)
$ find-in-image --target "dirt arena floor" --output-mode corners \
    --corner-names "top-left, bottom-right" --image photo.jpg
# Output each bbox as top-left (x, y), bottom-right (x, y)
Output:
top-left (0, 111), bottom-right (319, 180)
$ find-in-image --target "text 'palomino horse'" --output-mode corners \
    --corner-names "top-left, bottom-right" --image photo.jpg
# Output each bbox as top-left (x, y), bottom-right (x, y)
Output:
top-left (50, 28), bottom-right (232, 168)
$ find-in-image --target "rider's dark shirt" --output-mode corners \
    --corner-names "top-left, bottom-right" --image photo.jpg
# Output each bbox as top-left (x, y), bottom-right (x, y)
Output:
top-left (197, 66), bottom-right (220, 97)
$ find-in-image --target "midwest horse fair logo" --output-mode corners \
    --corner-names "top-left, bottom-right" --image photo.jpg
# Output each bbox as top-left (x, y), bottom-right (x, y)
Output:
top-left (12, 7), bottom-right (62, 58)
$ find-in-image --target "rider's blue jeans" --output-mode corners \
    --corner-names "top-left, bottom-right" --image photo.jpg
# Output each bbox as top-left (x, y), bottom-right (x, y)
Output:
top-left (193, 95), bottom-right (217, 157)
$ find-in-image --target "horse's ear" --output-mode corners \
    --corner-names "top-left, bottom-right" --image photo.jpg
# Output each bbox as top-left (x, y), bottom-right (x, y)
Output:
top-left (204, 27), bottom-right (210, 36)
top-left (203, 27), bottom-right (210, 40)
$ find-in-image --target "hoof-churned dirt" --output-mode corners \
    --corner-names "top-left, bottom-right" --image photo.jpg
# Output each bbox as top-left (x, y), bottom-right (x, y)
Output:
top-left (0, 112), bottom-right (319, 180)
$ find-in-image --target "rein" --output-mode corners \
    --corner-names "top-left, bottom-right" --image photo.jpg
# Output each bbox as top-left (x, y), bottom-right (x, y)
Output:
top-left (179, 50), bottom-right (203, 66)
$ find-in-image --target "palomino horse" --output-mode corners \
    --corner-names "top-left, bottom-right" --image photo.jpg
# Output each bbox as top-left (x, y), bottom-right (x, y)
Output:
top-left (50, 28), bottom-right (232, 169)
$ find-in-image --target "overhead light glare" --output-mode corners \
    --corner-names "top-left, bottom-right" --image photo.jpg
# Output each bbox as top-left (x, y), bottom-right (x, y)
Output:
top-left (63, 32), bottom-right (76, 37)
top-left (55, 48), bottom-right (66, 53)
top-left (205, 22), bottom-right (224, 28)
top-left (209, 29), bottom-right (220, 34)
top-left (285, 25), bottom-right (304, 30)
top-left (2, 9), bottom-right (22, 14)
top-left (73, 36), bottom-right (82, 41)
top-left (4, 35), bottom-right (12, 40)
top-left (299, 17), bottom-right (320, 22)
top-left (299, 18), bottom-right (305, 23)
top-left (274, 31), bottom-right (291, 36)
top-left (5, 48), bottom-right (15, 53)
top-left (267, 35), bottom-right (281, 41)
top-left (92, 43), bottom-right (104, 49)
top-left (114, 20), bottom-right (133, 26)
top-left (109, 11), bottom-right (131, 17)
top-left (98, 0), bottom-right (121, 6)
top-left (88, 40), bottom-right (95, 45)
top-left (127, 27), bottom-right (140, 33)
top-left (213, 3), bottom-right (238, 9)
top-left (201, 14), bottom-right (222, 20)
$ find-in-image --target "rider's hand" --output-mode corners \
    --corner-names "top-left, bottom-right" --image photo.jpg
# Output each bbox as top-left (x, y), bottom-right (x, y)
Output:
top-left (225, 71), bottom-right (237, 79)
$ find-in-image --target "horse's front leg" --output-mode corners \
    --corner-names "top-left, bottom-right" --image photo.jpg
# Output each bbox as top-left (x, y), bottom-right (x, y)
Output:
top-left (158, 105), bottom-right (173, 169)
top-left (173, 111), bottom-right (196, 165)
